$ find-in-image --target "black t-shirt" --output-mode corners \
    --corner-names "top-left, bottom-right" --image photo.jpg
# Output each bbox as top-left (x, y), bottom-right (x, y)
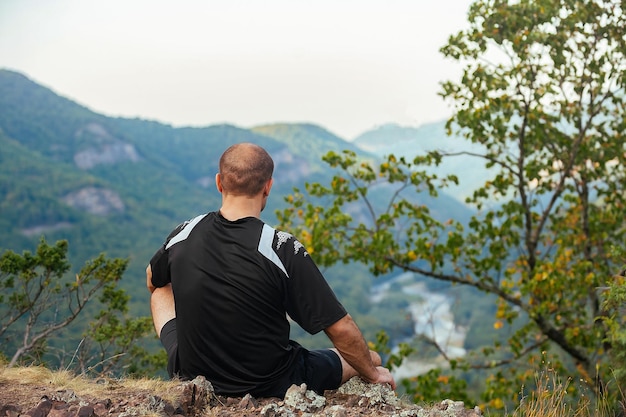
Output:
top-left (150, 211), bottom-right (347, 395)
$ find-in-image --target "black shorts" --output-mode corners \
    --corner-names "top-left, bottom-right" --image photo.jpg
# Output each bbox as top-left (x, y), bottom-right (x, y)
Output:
top-left (288, 344), bottom-right (343, 395)
top-left (159, 318), bottom-right (180, 379)
top-left (159, 318), bottom-right (342, 397)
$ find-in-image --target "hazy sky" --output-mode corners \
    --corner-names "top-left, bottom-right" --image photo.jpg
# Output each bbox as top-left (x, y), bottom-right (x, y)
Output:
top-left (0, 0), bottom-right (473, 140)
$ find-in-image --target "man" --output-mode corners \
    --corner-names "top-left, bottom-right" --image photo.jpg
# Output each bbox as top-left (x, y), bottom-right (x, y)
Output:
top-left (147, 142), bottom-right (395, 398)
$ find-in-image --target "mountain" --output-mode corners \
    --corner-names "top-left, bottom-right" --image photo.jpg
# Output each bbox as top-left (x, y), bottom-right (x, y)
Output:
top-left (0, 71), bottom-right (269, 289)
top-left (353, 122), bottom-right (494, 203)
top-left (251, 123), bottom-right (369, 175)
top-left (0, 69), bottom-right (478, 355)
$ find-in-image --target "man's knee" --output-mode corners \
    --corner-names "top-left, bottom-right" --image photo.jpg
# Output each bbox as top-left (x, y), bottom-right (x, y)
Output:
top-left (370, 350), bottom-right (382, 366)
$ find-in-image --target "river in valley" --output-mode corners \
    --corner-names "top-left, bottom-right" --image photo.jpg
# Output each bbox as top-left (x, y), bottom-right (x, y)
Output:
top-left (371, 272), bottom-right (467, 380)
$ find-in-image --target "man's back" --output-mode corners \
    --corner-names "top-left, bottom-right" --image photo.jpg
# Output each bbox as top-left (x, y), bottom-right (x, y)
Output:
top-left (151, 211), bottom-right (346, 396)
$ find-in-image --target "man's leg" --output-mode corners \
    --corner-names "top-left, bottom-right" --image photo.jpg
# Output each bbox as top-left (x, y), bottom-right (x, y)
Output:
top-left (151, 283), bottom-right (176, 337)
top-left (330, 348), bottom-right (382, 384)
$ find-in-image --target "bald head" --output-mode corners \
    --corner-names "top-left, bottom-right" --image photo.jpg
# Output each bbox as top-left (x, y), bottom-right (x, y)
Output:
top-left (218, 143), bottom-right (274, 197)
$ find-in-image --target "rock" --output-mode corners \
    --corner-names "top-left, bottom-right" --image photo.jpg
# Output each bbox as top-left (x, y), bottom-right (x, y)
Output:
top-left (326, 404), bottom-right (348, 417)
top-left (431, 399), bottom-right (482, 417)
top-left (62, 187), bottom-right (125, 215)
top-left (46, 401), bottom-right (71, 417)
top-left (76, 405), bottom-right (96, 417)
top-left (92, 400), bottom-right (112, 416)
top-left (25, 397), bottom-right (53, 417)
top-left (283, 383), bottom-right (325, 412)
top-left (237, 393), bottom-right (257, 409)
top-left (337, 376), bottom-right (400, 406)
top-left (51, 390), bottom-right (79, 403)
top-left (73, 123), bottom-right (141, 170)
top-left (176, 375), bottom-right (216, 415)
top-left (0, 404), bottom-right (21, 417)
top-left (260, 403), bottom-right (295, 417)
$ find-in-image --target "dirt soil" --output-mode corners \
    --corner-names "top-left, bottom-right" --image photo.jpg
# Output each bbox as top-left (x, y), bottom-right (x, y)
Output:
top-left (0, 367), bottom-right (482, 417)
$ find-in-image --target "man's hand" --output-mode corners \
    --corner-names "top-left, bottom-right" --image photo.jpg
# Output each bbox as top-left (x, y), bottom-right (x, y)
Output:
top-left (369, 366), bottom-right (396, 390)
top-left (325, 314), bottom-right (397, 390)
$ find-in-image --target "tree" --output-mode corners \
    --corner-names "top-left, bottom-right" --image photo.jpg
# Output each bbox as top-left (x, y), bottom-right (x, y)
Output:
top-left (0, 237), bottom-right (158, 376)
top-left (71, 282), bottom-right (163, 377)
top-left (277, 0), bottom-right (626, 410)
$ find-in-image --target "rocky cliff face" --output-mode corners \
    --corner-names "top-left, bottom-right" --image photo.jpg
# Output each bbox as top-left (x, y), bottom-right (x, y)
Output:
top-left (74, 142), bottom-right (141, 170)
top-left (73, 123), bottom-right (141, 170)
top-left (62, 187), bottom-right (125, 216)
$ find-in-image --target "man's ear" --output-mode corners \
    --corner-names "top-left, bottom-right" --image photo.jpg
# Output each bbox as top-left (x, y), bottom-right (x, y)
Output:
top-left (215, 173), bottom-right (223, 193)
top-left (263, 178), bottom-right (273, 197)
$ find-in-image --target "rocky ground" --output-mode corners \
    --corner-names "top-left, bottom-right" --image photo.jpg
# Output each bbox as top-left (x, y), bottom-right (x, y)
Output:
top-left (0, 368), bottom-right (482, 417)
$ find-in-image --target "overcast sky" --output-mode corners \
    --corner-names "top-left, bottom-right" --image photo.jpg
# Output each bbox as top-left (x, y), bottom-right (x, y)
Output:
top-left (0, 0), bottom-right (473, 140)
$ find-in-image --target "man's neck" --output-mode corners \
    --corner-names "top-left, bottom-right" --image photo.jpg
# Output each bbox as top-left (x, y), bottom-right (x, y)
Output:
top-left (219, 196), bottom-right (263, 221)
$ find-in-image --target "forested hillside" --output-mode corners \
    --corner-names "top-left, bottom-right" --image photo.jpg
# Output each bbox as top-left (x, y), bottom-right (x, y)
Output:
top-left (0, 69), bottom-right (476, 360)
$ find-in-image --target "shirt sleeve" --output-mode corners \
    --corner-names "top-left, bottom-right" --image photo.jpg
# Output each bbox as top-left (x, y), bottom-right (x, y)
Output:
top-left (149, 221), bottom-right (188, 288)
top-left (149, 246), bottom-right (170, 288)
top-left (276, 232), bottom-right (347, 334)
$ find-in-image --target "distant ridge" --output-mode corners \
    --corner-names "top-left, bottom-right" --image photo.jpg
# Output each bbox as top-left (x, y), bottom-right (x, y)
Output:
top-left (352, 122), bottom-right (492, 203)
top-left (353, 121), bottom-right (449, 153)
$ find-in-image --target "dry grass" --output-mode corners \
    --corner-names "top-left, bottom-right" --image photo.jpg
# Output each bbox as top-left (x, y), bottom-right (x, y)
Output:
top-left (0, 364), bottom-right (183, 406)
top-left (510, 369), bottom-right (622, 417)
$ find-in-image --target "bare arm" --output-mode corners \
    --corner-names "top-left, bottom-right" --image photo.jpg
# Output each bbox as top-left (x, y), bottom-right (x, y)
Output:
top-left (146, 264), bottom-right (157, 293)
top-left (324, 314), bottom-right (396, 389)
